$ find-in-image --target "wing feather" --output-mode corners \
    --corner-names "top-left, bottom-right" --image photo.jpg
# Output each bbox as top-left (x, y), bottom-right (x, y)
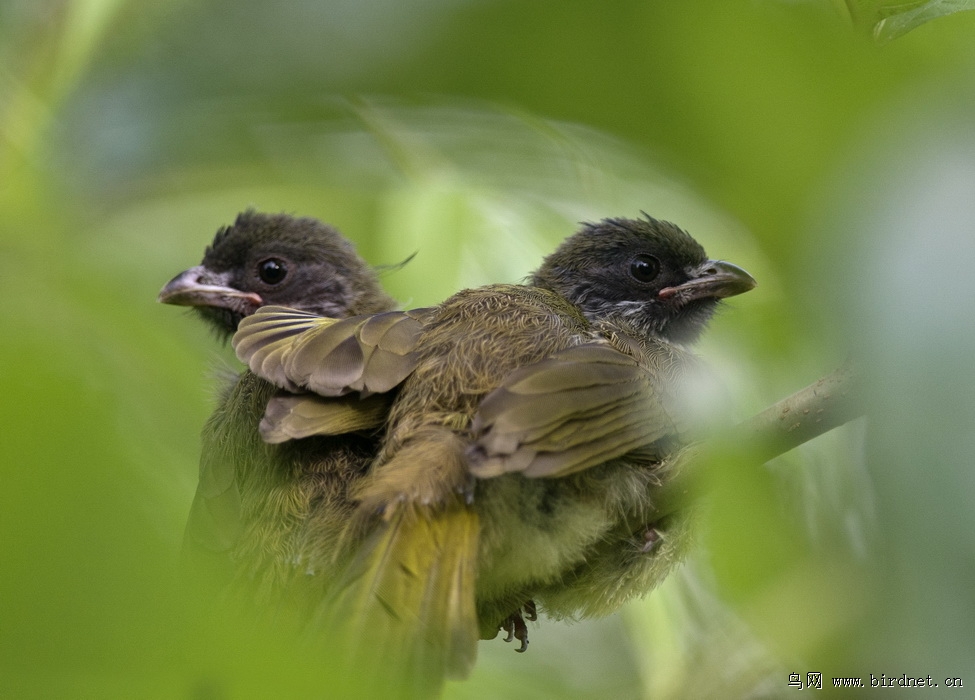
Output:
top-left (233, 306), bottom-right (433, 397)
top-left (259, 392), bottom-right (393, 443)
top-left (469, 342), bottom-right (683, 478)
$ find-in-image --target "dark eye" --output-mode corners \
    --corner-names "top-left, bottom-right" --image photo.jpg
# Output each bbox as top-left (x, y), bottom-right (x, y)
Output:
top-left (258, 258), bottom-right (288, 285)
top-left (629, 254), bottom-right (660, 283)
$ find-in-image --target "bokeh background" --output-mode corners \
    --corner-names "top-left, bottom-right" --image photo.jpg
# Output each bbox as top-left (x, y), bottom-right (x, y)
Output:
top-left (3, 1), bottom-right (975, 697)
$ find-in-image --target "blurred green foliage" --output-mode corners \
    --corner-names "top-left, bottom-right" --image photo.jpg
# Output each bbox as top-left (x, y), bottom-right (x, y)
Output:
top-left (842, 0), bottom-right (975, 41)
top-left (3, 1), bottom-right (975, 698)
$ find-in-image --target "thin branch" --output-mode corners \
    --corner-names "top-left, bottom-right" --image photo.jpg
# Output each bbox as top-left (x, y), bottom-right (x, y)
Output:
top-left (654, 363), bottom-right (865, 518)
top-left (734, 362), bottom-right (863, 464)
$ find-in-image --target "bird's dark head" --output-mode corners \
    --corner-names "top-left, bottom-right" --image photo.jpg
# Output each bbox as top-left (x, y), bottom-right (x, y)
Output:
top-left (532, 215), bottom-right (756, 345)
top-left (158, 210), bottom-right (396, 340)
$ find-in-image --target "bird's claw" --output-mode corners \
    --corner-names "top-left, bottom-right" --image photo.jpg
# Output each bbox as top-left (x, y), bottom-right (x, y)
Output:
top-left (500, 600), bottom-right (536, 653)
top-left (458, 474), bottom-right (477, 505)
top-left (639, 526), bottom-right (663, 553)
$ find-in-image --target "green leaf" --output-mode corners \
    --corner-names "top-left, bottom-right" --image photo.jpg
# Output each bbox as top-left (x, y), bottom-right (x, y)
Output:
top-left (872, 0), bottom-right (975, 42)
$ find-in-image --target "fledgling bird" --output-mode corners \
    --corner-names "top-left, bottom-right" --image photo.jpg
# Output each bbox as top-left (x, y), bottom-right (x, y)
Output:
top-left (233, 214), bottom-right (756, 696)
top-left (158, 210), bottom-right (399, 607)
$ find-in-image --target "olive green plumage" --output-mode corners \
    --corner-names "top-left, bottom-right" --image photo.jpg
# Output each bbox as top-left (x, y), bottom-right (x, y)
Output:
top-left (233, 215), bottom-right (756, 694)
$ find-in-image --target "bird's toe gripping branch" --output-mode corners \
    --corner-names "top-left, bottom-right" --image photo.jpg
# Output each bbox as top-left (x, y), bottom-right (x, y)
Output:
top-left (500, 600), bottom-right (538, 653)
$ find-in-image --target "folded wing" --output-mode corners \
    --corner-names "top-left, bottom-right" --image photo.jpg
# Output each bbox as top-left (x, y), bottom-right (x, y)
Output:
top-left (468, 341), bottom-right (686, 478)
top-left (233, 305), bottom-right (432, 397)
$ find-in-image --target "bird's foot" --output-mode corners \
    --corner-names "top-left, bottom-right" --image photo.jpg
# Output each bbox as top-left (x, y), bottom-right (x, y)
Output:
top-left (639, 526), bottom-right (663, 553)
top-left (457, 473), bottom-right (477, 505)
top-left (500, 600), bottom-right (537, 653)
